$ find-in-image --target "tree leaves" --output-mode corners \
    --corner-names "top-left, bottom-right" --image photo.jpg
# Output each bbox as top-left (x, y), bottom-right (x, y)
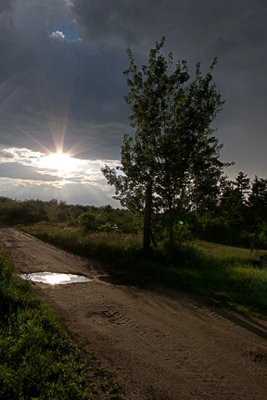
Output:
top-left (102, 38), bottom-right (227, 250)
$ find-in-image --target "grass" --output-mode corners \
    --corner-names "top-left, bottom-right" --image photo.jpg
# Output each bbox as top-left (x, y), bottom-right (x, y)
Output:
top-left (19, 222), bottom-right (143, 265)
top-left (0, 252), bottom-right (122, 400)
top-left (194, 239), bottom-right (267, 260)
top-left (20, 222), bottom-right (267, 318)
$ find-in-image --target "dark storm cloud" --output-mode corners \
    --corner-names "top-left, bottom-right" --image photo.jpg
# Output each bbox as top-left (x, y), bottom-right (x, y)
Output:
top-left (0, 0), bottom-right (14, 14)
top-left (0, 0), bottom-right (128, 159)
top-left (0, 162), bottom-right (60, 181)
top-left (0, 0), bottom-right (267, 205)
top-left (70, 0), bottom-right (267, 176)
top-left (70, 0), bottom-right (267, 55)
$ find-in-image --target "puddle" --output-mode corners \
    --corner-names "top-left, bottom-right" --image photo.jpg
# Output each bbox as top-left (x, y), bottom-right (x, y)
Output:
top-left (20, 272), bottom-right (92, 285)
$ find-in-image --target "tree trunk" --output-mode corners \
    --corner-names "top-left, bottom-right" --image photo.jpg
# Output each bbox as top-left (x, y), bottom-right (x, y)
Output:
top-left (143, 181), bottom-right (153, 255)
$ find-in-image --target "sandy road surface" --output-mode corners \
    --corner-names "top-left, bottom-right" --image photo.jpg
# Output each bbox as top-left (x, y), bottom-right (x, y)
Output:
top-left (1, 227), bottom-right (267, 399)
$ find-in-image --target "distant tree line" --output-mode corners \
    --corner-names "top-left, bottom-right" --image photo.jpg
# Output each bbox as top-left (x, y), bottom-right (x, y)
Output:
top-left (0, 198), bottom-right (86, 226)
top-left (192, 172), bottom-right (267, 249)
top-left (1, 172), bottom-right (267, 250)
top-left (0, 198), bottom-right (142, 235)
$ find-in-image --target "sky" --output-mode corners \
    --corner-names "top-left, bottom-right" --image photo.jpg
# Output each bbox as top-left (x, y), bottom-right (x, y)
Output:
top-left (0, 0), bottom-right (266, 206)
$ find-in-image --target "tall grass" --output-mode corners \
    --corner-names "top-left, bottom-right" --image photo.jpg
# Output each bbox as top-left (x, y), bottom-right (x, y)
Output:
top-left (21, 223), bottom-right (267, 317)
top-left (0, 252), bottom-right (121, 400)
top-left (21, 222), bottom-right (143, 265)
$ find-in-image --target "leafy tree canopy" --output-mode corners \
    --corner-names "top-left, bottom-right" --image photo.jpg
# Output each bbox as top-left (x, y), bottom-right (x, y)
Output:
top-left (102, 38), bottom-right (229, 251)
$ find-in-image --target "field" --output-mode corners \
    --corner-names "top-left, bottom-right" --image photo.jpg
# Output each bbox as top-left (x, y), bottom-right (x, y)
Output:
top-left (20, 222), bottom-right (267, 317)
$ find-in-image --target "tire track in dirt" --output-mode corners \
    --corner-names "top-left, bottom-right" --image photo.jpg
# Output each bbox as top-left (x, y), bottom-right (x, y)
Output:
top-left (1, 227), bottom-right (267, 400)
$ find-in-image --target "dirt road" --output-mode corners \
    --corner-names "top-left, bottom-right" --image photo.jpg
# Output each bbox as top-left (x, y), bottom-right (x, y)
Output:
top-left (1, 227), bottom-right (267, 399)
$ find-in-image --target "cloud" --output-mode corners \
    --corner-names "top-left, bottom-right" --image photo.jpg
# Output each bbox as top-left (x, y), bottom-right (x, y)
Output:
top-left (0, 149), bottom-right (14, 159)
top-left (0, 0), bottom-right (128, 161)
top-left (0, 177), bottom-right (117, 206)
top-left (0, 172), bottom-right (117, 206)
top-left (68, 0), bottom-right (267, 176)
top-left (0, 148), bottom-right (43, 165)
top-left (0, 0), bottom-right (267, 207)
top-left (0, 146), bottom-right (120, 204)
top-left (68, 0), bottom-right (267, 79)
top-left (49, 30), bottom-right (65, 41)
top-left (0, 162), bottom-right (61, 182)
top-left (0, 0), bottom-right (14, 14)
top-left (64, 0), bottom-right (73, 7)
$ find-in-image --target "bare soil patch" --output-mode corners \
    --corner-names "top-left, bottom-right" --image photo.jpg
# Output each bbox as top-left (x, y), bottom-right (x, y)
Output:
top-left (1, 227), bottom-right (267, 400)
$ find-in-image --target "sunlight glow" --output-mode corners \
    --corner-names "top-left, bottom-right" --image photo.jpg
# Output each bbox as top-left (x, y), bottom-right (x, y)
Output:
top-left (39, 150), bottom-right (78, 175)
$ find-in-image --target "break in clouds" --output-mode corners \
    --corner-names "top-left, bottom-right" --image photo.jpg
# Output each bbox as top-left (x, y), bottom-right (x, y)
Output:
top-left (0, 147), bottom-right (119, 205)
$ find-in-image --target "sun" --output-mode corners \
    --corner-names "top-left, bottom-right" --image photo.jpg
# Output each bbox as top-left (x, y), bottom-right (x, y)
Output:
top-left (45, 151), bottom-right (73, 171)
top-left (39, 150), bottom-right (78, 175)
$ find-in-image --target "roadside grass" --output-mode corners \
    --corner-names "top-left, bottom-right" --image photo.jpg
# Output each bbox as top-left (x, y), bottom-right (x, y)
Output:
top-left (194, 239), bottom-right (267, 261)
top-left (0, 251), bottom-right (122, 400)
top-left (20, 222), bottom-right (143, 265)
top-left (20, 222), bottom-right (267, 318)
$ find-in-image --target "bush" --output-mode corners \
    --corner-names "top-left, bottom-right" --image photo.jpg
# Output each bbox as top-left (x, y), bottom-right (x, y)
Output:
top-left (194, 216), bottom-right (231, 243)
top-left (78, 209), bottom-right (142, 234)
top-left (78, 212), bottom-right (98, 231)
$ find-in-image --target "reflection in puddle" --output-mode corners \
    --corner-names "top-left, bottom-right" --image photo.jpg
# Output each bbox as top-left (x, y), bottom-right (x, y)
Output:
top-left (21, 272), bottom-right (92, 285)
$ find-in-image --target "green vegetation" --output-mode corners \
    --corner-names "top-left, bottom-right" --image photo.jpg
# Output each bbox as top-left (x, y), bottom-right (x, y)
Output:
top-left (0, 196), bottom-right (267, 317)
top-left (99, 41), bottom-right (267, 253)
top-left (20, 222), bottom-right (267, 318)
top-left (103, 38), bottom-right (227, 253)
top-left (0, 198), bottom-right (142, 234)
top-left (0, 252), bottom-right (121, 400)
top-left (0, 197), bottom-right (267, 399)
top-left (195, 240), bottom-right (258, 260)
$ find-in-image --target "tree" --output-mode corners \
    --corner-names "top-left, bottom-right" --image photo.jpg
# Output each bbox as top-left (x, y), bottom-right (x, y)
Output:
top-left (217, 173), bottom-right (248, 234)
top-left (102, 38), bottom-right (227, 253)
top-left (248, 176), bottom-right (267, 227)
top-left (234, 171), bottom-right (250, 204)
